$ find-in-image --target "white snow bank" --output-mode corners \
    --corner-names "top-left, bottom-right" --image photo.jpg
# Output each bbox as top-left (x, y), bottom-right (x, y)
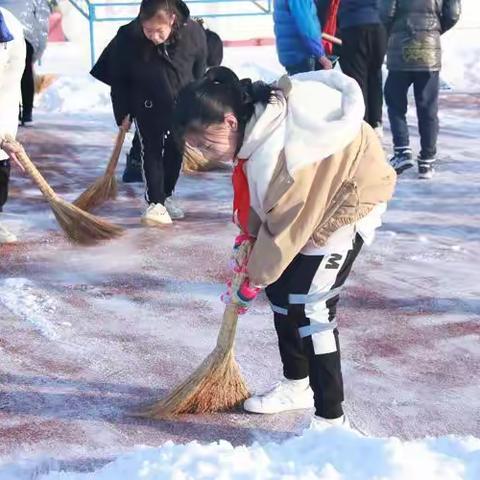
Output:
top-left (441, 0), bottom-right (480, 92)
top-left (37, 76), bottom-right (111, 114)
top-left (2, 428), bottom-right (477, 480)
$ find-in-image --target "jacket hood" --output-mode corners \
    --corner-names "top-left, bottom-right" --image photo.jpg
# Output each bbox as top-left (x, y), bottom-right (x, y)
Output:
top-left (238, 70), bottom-right (365, 175)
top-left (175, 0), bottom-right (190, 21)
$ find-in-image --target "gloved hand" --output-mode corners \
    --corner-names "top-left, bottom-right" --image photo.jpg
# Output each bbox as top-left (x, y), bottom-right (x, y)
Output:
top-left (221, 232), bottom-right (260, 314)
top-left (222, 278), bottom-right (261, 315)
top-left (233, 278), bottom-right (261, 312)
top-left (233, 233), bottom-right (252, 251)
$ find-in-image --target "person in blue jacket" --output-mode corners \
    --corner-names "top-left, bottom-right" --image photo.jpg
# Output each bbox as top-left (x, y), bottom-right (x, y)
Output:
top-left (274, 0), bottom-right (332, 75)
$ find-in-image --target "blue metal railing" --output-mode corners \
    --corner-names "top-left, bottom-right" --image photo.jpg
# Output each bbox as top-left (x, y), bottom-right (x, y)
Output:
top-left (67, 0), bottom-right (273, 66)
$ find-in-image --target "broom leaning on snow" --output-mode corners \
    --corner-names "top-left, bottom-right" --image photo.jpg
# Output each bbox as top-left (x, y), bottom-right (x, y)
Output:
top-left (5, 135), bottom-right (124, 245)
top-left (74, 118), bottom-right (130, 212)
top-left (140, 240), bottom-right (252, 417)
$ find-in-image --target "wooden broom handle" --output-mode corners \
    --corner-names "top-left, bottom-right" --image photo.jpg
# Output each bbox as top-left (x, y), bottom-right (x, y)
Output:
top-left (5, 135), bottom-right (58, 201)
top-left (322, 32), bottom-right (343, 46)
top-left (105, 125), bottom-right (129, 176)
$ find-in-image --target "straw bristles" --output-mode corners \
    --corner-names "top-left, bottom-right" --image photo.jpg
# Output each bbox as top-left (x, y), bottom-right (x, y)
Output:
top-left (139, 242), bottom-right (252, 418)
top-left (51, 197), bottom-right (124, 245)
top-left (74, 125), bottom-right (127, 212)
top-left (5, 135), bottom-right (124, 245)
top-left (182, 144), bottom-right (230, 173)
top-left (141, 340), bottom-right (249, 417)
top-left (74, 174), bottom-right (117, 212)
top-left (34, 73), bottom-right (58, 96)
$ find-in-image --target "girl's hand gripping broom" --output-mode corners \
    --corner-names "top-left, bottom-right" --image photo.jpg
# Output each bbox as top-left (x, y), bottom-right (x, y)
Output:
top-left (74, 117), bottom-right (130, 212)
top-left (5, 135), bottom-right (124, 245)
top-left (140, 239), bottom-right (253, 417)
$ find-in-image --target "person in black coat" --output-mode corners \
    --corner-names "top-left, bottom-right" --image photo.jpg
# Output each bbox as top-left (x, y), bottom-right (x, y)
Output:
top-left (91, 0), bottom-right (207, 224)
top-left (381, 0), bottom-right (461, 179)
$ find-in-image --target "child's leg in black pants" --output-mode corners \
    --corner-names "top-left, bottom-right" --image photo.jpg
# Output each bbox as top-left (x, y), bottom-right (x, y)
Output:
top-left (21, 41), bottom-right (35, 122)
top-left (265, 235), bottom-right (364, 419)
top-left (163, 133), bottom-right (184, 199)
top-left (135, 110), bottom-right (183, 205)
top-left (0, 160), bottom-right (11, 212)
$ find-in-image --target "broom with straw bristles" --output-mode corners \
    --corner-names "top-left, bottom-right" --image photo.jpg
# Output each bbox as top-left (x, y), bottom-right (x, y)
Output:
top-left (74, 118), bottom-right (130, 212)
top-left (140, 240), bottom-right (252, 417)
top-left (5, 135), bottom-right (124, 245)
top-left (182, 143), bottom-right (230, 173)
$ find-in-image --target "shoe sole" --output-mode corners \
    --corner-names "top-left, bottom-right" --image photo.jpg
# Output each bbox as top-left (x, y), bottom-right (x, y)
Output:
top-left (393, 161), bottom-right (414, 175)
top-left (168, 213), bottom-right (185, 220)
top-left (141, 217), bottom-right (173, 226)
top-left (418, 173), bottom-right (434, 180)
top-left (243, 401), bottom-right (314, 414)
top-left (0, 238), bottom-right (17, 244)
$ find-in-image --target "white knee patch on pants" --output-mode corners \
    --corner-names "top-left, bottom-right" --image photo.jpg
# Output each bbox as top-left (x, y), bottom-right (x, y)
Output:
top-left (296, 249), bottom-right (352, 355)
top-left (311, 330), bottom-right (337, 355)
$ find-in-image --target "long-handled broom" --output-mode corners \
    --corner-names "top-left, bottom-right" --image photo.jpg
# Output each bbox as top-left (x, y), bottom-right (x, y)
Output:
top-left (182, 143), bottom-right (230, 174)
top-left (73, 119), bottom-right (130, 212)
top-left (5, 136), bottom-right (124, 245)
top-left (140, 240), bottom-right (252, 417)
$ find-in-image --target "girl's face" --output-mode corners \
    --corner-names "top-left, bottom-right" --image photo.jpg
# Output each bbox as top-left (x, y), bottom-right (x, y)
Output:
top-left (185, 115), bottom-right (240, 163)
top-left (142, 10), bottom-right (175, 45)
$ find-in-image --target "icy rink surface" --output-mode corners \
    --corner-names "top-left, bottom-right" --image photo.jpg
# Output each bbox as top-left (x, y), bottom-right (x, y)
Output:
top-left (1, 25), bottom-right (480, 480)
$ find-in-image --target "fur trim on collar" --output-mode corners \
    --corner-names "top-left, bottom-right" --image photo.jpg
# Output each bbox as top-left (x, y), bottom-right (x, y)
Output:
top-left (238, 70), bottom-right (365, 176)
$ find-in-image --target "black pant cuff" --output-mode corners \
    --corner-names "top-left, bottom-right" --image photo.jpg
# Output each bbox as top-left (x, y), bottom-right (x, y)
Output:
top-left (283, 369), bottom-right (309, 381)
top-left (315, 403), bottom-right (344, 420)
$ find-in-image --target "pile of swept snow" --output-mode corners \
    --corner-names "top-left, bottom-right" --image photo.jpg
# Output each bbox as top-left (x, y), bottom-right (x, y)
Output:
top-left (2, 428), bottom-right (479, 479)
top-left (36, 76), bottom-right (111, 114)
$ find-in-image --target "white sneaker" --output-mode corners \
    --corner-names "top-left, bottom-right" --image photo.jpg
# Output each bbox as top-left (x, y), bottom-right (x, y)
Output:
top-left (309, 414), bottom-right (351, 432)
top-left (141, 203), bottom-right (173, 226)
top-left (165, 196), bottom-right (185, 219)
top-left (243, 378), bottom-right (314, 414)
top-left (0, 223), bottom-right (17, 243)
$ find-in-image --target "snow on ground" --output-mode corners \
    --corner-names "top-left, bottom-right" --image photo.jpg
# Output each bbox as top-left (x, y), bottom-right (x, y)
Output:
top-left (0, 4), bottom-right (479, 480)
top-left (1, 429), bottom-right (480, 480)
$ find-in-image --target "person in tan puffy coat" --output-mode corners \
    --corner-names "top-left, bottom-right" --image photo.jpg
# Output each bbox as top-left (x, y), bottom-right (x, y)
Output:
top-left (175, 66), bottom-right (396, 428)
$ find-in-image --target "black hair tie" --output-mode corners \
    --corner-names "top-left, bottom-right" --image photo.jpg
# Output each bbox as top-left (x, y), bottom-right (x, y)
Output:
top-left (206, 66), bottom-right (240, 86)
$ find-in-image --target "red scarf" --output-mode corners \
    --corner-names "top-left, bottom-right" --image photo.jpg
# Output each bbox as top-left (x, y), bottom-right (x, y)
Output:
top-left (232, 158), bottom-right (250, 234)
top-left (322, 0), bottom-right (340, 56)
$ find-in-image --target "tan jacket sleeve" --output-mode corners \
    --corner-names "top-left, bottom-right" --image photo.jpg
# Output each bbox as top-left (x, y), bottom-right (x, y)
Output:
top-left (247, 135), bottom-right (362, 286)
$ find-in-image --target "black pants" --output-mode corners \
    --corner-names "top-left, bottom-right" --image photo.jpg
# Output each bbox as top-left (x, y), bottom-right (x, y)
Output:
top-left (129, 131), bottom-right (141, 161)
top-left (0, 160), bottom-right (11, 212)
top-left (135, 112), bottom-right (183, 205)
top-left (21, 40), bottom-right (35, 121)
top-left (265, 235), bottom-right (363, 419)
top-left (339, 24), bottom-right (387, 128)
top-left (384, 70), bottom-right (439, 159)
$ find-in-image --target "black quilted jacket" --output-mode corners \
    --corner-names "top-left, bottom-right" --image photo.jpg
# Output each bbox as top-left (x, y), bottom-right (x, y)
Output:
top-left (380, 0), bottom-right (461, 71)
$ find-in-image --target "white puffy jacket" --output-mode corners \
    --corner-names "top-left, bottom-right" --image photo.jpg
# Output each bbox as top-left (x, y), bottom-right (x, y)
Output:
top-left (0, 0), bottom-right (49, 61)
top-left (0, 7), bottom-right (26, 161)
